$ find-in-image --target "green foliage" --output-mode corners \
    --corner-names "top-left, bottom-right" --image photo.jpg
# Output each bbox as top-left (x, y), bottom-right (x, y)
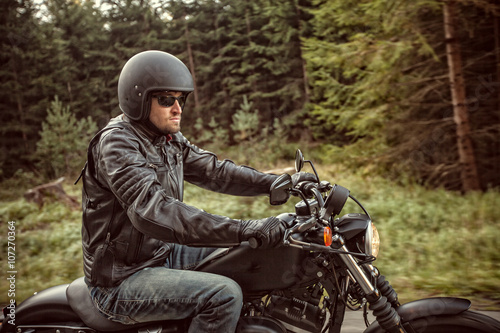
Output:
top-left (231, 95), bottom-right (260, 142)
top-left (191, 95), bottom-right (296, 167)
top-left (193, 116), bottom-right (229, 148)
top-left (35, 96), bottom-right (97, 180)
top-left (0, 169), bottom-right (38, 201)
top-left (226, 96), bottom-right (296, 167)
top-left (0, 193), bottom-right (83, 302)
top-left (303, 0), bottom-right (436, 138)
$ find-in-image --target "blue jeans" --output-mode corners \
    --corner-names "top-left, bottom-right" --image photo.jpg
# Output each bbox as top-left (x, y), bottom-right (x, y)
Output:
top-left (89, 245), bottom-right (243, 333)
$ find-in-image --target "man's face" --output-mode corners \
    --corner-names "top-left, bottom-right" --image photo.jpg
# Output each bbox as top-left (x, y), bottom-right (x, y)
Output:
top-left (149, 91), bottom-right (184, 134)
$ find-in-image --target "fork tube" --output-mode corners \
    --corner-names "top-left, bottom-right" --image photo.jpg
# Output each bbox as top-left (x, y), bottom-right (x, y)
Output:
top-left (338, 245), bottom-right (378, 296)
top-left (332, 238), bottom-right (406, 332)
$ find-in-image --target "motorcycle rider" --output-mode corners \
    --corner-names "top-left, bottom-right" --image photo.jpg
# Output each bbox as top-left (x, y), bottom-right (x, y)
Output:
top-left (80, 50), bottom-right (314, 332)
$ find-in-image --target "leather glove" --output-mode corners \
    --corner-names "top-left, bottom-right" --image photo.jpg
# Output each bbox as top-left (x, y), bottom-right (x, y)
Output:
top-left (291, 172), bottom-right (317, 187)
top-left (239, 217), bottom-right (286, 248)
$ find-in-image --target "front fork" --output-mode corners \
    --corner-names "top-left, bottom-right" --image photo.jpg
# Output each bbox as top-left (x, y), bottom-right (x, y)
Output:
top-left (334, 237), bottom-right (408, 333)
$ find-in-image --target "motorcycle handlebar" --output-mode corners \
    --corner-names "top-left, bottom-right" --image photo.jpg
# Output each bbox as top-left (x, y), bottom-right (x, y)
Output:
top-left (296, 181), bottom-right (318, 197)
top-left (295, 181), bottom-right (326, 209)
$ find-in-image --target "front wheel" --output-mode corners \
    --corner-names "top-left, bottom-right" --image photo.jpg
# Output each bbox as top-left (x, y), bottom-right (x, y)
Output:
top-left (365, 311), bottom-right (500, 333)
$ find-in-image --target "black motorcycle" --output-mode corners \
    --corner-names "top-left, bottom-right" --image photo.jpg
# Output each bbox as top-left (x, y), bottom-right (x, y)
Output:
top-left (2, 150), bottom-right (500, 333)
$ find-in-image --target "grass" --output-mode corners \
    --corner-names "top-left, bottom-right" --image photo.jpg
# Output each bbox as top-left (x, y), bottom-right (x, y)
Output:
top-left (0, 162), bottom-right (499, 310)
top-left (0, 182), bottom-right (84, 303)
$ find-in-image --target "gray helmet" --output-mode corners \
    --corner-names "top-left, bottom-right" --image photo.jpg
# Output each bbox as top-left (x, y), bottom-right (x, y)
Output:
top-left (118, 50), bottom-right (194, 121)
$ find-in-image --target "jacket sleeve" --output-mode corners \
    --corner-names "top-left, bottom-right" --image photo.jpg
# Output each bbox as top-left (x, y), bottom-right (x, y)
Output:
top-left (96, 129), bottom-right (244, 247)
top-left (176, 134), bottom-right (279, 196)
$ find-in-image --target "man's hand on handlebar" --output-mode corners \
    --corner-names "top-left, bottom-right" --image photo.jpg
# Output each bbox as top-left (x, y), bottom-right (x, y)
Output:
top-left (291, 172), bottom-right (317, 187)
top-left (239, 217), bottom-right (286, 249)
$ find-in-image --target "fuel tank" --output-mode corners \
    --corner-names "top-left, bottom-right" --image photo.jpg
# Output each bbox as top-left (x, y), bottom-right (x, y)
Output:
top-left (198, 242), bottom-right (311, 296)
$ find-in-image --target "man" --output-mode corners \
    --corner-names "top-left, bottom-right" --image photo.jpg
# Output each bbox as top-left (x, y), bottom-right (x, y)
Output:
top-left (80, 50), bottom-right (312, 332)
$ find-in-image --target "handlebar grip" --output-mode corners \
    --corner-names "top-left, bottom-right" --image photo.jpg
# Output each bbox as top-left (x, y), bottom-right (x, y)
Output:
top-left (248, 237), bottom-right (262, 249)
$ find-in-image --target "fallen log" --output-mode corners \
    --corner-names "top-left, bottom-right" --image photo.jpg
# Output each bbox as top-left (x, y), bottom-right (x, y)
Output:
top-left (24, 177), bottom-right (80, 210)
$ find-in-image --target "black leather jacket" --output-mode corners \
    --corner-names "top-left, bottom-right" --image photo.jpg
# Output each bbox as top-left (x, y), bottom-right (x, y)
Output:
top-left (81, 115), bottom-right (278, 287)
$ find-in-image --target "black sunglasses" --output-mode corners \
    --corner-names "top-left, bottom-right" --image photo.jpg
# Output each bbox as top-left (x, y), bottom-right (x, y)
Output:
top-left (152, 94), bottom-right (187, 108)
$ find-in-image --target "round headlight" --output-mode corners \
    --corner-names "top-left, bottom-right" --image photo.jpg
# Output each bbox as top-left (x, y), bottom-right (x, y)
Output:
top-left (371, 223), bottom-right (380, 258)
top-left (365, 221), bottom-right (380, 258)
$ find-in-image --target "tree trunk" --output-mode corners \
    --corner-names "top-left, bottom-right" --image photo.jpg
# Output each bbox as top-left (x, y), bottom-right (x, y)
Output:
top-left (214, 9), bottom-right (231, 108)
top-left (294, 0), bottom-right (310, 102)
top-left (184, 18), bottom-right (199, 112)
top-left (494, 15), bottom-right (500, 113)
top-left (245, 7), bottom-right (258, 94)
top-left (443, 0), bottom-right (481, 191)
top-left (11, 64), bottom-right (29, 153)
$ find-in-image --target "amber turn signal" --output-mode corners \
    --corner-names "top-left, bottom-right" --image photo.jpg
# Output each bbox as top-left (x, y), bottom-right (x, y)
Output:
top-left (324, 227), bottom-right (333, 247)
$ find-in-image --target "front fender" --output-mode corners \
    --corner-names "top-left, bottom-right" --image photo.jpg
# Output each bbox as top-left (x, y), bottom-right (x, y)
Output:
top-left (364, 297), bottom-right (471, 333)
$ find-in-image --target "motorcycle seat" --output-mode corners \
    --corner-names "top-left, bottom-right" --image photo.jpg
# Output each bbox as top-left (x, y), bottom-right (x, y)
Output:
top-left (66, 276), bottom-right (164, 331)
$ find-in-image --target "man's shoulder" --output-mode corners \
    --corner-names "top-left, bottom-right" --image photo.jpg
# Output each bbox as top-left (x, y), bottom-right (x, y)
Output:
top-left (97, 116), bottom-right (136, 139)
top-left (91, 117), bottom-right (141, 153)
top-left (102, 115), bottom-right (133, 132)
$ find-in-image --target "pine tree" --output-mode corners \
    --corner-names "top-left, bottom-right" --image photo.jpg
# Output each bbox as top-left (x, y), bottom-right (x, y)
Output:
top-left (36, 96), bottom-right (97, 179)
top-left (231, 95), bottom-right (260, 142)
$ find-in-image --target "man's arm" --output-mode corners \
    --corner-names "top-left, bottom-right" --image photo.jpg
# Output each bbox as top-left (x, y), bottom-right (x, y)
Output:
top-left (176, 134), bottom-right (279, 197)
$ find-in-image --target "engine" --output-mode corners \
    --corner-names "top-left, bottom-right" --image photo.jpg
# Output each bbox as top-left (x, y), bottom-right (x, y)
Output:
top-left (265, 295), bottom-right (326, 333)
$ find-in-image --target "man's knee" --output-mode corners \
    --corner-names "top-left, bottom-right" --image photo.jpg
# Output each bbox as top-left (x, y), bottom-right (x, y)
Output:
top-left (219, 277), bottom-right (243, 308)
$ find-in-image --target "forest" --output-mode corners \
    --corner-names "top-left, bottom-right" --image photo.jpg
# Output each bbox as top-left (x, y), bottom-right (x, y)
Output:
top-left (1, 0), bottom-right (499, 191)
top-left (1, 0), bottom-right (500, 309)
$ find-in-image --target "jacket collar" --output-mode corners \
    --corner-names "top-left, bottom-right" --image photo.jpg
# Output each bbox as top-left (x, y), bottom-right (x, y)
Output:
top-left (121, 114), bottom-right (171, 145)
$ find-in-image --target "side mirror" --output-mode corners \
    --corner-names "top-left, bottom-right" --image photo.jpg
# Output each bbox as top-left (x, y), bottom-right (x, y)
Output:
top-left (294, 148), bottom-right (320, 184)
top-left (295, 149), bottom-right (304, 172)
top-left (269, 173), bottom-right (292, 205)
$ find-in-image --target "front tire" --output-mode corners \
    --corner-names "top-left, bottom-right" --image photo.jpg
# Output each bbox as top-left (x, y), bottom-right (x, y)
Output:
top-left (365, 311), bottom-right (500, 333)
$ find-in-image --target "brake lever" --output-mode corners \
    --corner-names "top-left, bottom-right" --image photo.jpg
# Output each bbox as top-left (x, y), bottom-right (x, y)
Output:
top-left (297, 217), bottom-right (317, 233)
